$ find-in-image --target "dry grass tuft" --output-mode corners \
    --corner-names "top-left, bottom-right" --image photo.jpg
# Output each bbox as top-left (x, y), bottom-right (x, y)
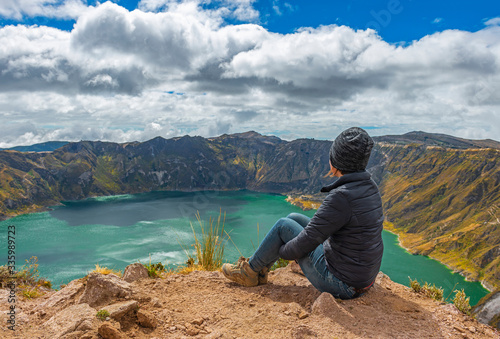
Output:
top-left (189, 210), bottom-right (227, 271)
top-left (92, 264), bottom-right (122, 277)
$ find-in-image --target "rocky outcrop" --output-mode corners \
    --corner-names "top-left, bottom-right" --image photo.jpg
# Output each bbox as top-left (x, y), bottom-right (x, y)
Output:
top-left (100, 300), bottom-right (138, 321)
top-left (36, 279), bottom-right (85, 314)
top-left (98, 323), bottom-right (124, 339)
top-left (473, 290), bottom-right (500, 329)
top-left (137, 309), bottom-right (157, 328)
top-left (311, 292), bottom-right (342, 317)
top-left (78, 273), bottom-right (131, 307)
top-left (122, 263), bottom-right (149, 283)
top-left (43, 303), bottom-right (97, 338)
top-left (2, 267), bottom-right (499, 339)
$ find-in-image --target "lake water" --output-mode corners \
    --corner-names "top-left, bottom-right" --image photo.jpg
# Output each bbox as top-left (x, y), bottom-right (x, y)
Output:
top-left (0, 190), bottom-right (489, 305)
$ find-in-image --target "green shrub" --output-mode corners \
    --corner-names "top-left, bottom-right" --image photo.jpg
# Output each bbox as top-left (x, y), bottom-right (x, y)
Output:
top-left (39, 279), bottom-right (52, 289)
top-left (96, 309), bottom-right (110, 321)
top-left (271, 258), bottom-right (290, 271)
top-left (408, 277), bottom-right (443, 302)
top-left (142, 255), bottom-right (166, 278)
top-left (186, 257), bottom-right (195, 267)
top-left (453, 289), bottom-right (471, 315)
top-left (409, 277), bottom-right (421, 292)
top-left (21, 286), bottom-right (42, 299)
top-left (0, 265), bottom-right (10, 288)
top-left (0, 256), bottom-right (52, 297)
top-left (423, 282), bottom-right (444, 301)
top-left (16, 256), bottom-right (41, 285)
top-left (144, 262), bottom-right (165, 278)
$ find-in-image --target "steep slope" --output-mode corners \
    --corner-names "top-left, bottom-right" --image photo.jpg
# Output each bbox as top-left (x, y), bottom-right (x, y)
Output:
top-left (373, 131), bottom-right (500, 150)
top-left (372, 144), bottom-right (500, 291)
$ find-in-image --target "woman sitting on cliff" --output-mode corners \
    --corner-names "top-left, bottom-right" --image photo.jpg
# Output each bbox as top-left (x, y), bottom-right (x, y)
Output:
top-left (222, 127), bottom-right (384, 299)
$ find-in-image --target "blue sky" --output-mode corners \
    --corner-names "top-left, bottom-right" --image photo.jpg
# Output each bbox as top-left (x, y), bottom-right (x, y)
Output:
top-left (0, 0), bottom-right (500, 43)
top-left (0, 0), bottom-right (499, 146)
top-left (2, 0), bottom-right (498, 42)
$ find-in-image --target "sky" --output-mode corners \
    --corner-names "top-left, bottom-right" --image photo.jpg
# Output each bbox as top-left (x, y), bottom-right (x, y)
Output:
top-left (0, 0), bottom-right (499, 147)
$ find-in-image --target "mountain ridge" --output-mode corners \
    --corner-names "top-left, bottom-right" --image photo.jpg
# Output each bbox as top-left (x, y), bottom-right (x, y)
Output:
top-left (2, 130), bottom-right (499, 153)
top-left (373, 131), bottom-right (500, 150)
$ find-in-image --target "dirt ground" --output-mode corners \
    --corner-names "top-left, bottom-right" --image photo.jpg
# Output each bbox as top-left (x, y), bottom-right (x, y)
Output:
top-left (1, 264), bottom-right (499, 338)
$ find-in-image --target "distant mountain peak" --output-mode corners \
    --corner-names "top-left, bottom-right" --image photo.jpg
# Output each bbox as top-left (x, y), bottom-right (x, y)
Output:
top-left (373, 131), bottom-right (500, 150)
top-left (0, 141), bottom-right (69, 152)
top-left (233, 131), bottom-right (263, 138)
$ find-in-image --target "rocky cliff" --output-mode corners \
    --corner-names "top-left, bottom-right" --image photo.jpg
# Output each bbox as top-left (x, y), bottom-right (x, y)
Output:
top-left (373, 143), bottom-right (500, 291)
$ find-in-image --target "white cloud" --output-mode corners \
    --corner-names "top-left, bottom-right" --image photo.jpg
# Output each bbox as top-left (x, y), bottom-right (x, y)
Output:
top-left (69, 2), bottom-right (268, 75)
top-left (138, 0), bottom-right (259, 22)
top-left (0, 1), bottom-right (500, 147)
top-left (485, 17), bottom-right (500, 26)
top-left (0, 0), bottom-right (90, 20)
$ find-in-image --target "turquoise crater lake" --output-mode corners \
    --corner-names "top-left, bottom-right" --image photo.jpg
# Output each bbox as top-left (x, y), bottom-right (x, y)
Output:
top-left (0, 190), bottom-right (489, 305)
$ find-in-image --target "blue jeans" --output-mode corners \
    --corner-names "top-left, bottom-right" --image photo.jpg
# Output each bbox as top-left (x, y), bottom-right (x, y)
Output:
top-left (249, 213), bottom-right (356, 299)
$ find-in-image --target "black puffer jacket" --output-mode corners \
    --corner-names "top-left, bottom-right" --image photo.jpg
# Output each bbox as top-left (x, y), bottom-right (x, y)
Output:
top-left (279, 171), bottom-right (384, 289)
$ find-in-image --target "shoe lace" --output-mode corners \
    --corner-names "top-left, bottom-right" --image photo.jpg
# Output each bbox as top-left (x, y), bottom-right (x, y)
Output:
top-left (235, 256), bottom-right (248, 268)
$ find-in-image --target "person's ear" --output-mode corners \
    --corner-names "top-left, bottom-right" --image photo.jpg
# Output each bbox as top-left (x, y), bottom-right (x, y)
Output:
top-left (329, 160), bottom-right (337, 177)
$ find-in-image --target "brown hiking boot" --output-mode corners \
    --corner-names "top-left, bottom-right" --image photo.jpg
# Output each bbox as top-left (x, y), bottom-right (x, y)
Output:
top-left (258, 267), bottom-right (269, 285)
top-left (222, 257), bottom-right (259, 287)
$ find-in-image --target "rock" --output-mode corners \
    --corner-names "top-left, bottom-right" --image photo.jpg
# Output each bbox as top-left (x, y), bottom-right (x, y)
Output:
top-left (311, 292), bottom-right (344, 318)
top-left (0, 289), bottom-right (9, 303)
top-left (78, 273), bottom-right (132, 307)
top-left (192, 318), bottom-right (204, 325)
top-left (100, 300), bottom-right (138, 320)
top-left (137, 309), bottom-right (157, 328)
top-left (15, 311), bottom-right (29, 325)
top-left (75, 319), bottom-right (95, 331)
top-left (291, 325), bottom-right (317, 339)
top-left (44, 303), bottom-right (96, 338)
top-left (471, 290), bottom-right (500, 330)
top-left (98, 323), bottom-right (123, 339)
top-left (151, 297), bottom-right (162, 307)
top-left (298, 310), bottom-right (309, 319)
top-left (186, 326), bottom-right (200, 336)
top-left (205, 330), bottom-right (223, 338)
top-left (122, 263), bottom-right (149, 283)
top-left (375, 271), bottom-right (389, 285)
top-left (37, 279), bottom-right (85, 311)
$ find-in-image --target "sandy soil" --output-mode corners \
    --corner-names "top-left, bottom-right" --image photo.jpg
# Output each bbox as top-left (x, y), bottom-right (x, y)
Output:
top-left (1, 265), bottom-right (499, 338)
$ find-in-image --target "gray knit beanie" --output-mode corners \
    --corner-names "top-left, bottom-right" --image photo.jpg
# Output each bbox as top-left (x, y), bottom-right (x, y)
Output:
top-left (329, 127), bottom-right (374, 173)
